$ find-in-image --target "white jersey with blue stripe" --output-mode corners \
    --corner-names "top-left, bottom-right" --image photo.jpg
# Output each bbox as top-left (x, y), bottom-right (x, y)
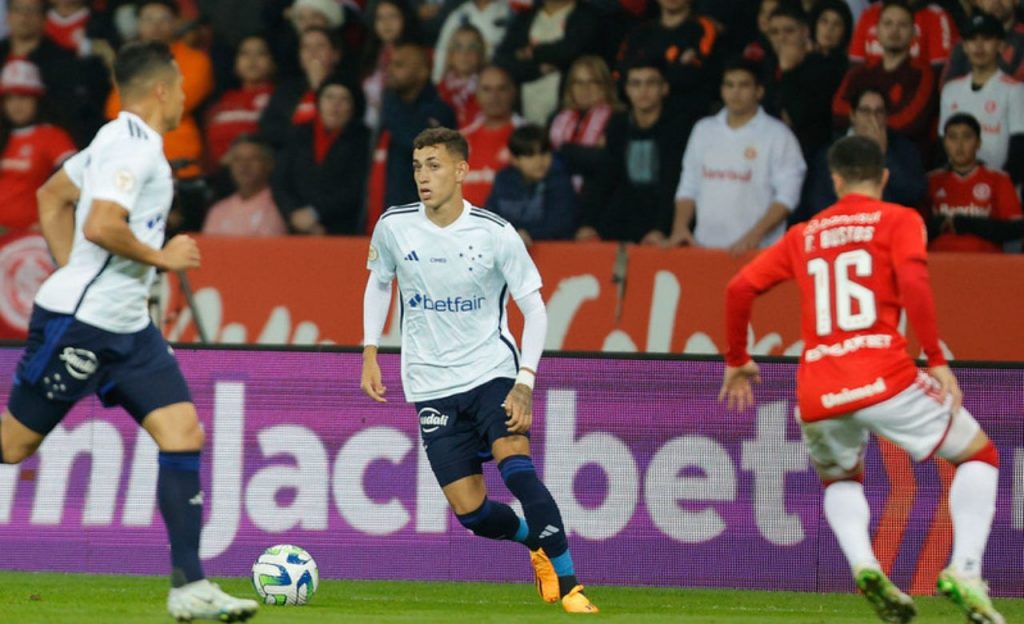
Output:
top-left (34, 112), bottom-right (173, 333)
top-left (368, 200), bottom-right (543, 402)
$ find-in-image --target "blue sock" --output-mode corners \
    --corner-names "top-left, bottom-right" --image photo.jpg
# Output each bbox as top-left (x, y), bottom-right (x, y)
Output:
top-left (514, 516), bottom-right (530, 544)
top-left (499, 455), bottom-right (579, 595)
top-left (158, 451), bottom-right (205, 587)
top-left (455, 498), bottom-right (523, 542)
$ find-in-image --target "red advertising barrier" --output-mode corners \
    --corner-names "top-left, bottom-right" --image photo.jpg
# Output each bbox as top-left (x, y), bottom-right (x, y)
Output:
top-left (3, 233), bottom-right (1023, 360)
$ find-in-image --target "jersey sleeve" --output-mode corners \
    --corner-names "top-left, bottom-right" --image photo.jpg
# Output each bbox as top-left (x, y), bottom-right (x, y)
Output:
top-left (367, 218), bottom-right (399, 282)
top-left (45, 127), bottom-right (76, 166)
top-left (674, 122), bottom-right (705, 201)
top-left (847, 8), bottom-right (872, 63)
top-left (1007, 81), bottom-right (1024, 136)
top-left (739, 226), bottom-right (799, 291)
top-left (497, 223), bottom-right (543, 299)
top-left (61, 147), bottom-right (90, 188)
top-left (770, 126), bottom-right (806, 210)
top-left (993, 172), bottom-right (1023, 220)
top-left (889, 208), bottom-right (929, 267)
top-left (922, 7), bottom-right (956, 66)
top-left (87, 142), bottom-right (157, 212)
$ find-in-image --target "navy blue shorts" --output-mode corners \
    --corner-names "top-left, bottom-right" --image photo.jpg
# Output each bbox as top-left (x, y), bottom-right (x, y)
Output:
top-left (415, 377), bottom-right (525, 487)
top-left (6, 306), bottom-right (192, 435)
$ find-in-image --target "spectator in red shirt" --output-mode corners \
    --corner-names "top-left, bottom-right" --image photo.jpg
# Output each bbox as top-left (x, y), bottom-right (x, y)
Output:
top-left (833, 1), bottom-right (939, 160)
top-left (436, 24), bottom-right (485, 130)
top-left (260, 26), bottom-right (346, 148)
top-left (0, 59), bottom-right (75, 233)
top-left (923, 112), bottom-right (1023, 252)
top-left (848, 0), bottom-right (958, 69)
top-left (461, 65), bottom-right (522, 207)
top-left (205, 34), bottom-right (276, 170)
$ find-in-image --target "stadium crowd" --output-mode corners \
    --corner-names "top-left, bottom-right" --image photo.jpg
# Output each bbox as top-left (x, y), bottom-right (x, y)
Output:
top-left (0, 0), bottom-right (1021, 254)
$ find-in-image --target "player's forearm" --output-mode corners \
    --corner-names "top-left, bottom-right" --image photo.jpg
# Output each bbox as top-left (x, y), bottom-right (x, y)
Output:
top-left (83, 215), bottom-right (165, 268)
top-left (724, 273), bottom-right (758, 366)
top-left (895, 260), bottom-right (946, 367)
top-left (362, 272), bottom-right (392, 348)
top-left (516, 290), bottom-right (547, 385)
top-left (37, 193), bottom-right (76, 267)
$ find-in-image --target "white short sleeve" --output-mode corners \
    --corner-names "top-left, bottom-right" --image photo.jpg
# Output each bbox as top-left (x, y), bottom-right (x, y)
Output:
top-left (88, 142), bottom-right (156, 212)
top-left (497, 223), bottom-right (543, 298)
top-left (62, 148), bottom-right (90, 189)
top-left (367, 219), bottom-right (399, 282)
top-left (1008, 82), bottom-right (1024, 136)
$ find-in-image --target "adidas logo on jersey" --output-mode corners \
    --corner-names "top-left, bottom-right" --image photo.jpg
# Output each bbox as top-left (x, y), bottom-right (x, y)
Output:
top-left (404, 250), bottom-right (420, 262)
top-left (538, 525), bottom-right (561, 539)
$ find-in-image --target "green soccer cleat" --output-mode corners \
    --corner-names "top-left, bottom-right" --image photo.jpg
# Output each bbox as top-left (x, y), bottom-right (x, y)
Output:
top-left (936, 568), bottom-right (1006, 624)
top-left (854, 566), bottom-right (916, 623)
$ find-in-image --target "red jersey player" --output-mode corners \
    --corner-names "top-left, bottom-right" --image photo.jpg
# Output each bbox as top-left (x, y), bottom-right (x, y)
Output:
top-left (721, 136), bottom-right (1004, 624)
top-left (924, 112), bottom-right (1023, 252)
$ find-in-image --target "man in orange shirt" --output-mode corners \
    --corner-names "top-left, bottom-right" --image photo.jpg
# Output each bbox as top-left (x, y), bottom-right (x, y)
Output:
top-left (722, 136), bottom-right (1004, 624)
top-left (104, 0), bottom-right (213, 178)
top-left (460, 65), bottom-right (522, 207)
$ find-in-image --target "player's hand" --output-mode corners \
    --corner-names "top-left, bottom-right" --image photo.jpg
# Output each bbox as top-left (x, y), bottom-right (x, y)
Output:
top-left (361, 348), bottom-right (388, 403)
top-left (159, 234), bottom-right (200, 271)
top-left (719, 360), bottom-right (761, 412)
top-left (929, 364), bottom-right (962, 416)
top-left (663, 227), bottom-right (695, 247)
top-left (575, 226), bottom-right (600, 242)
top-left (503, 383), bottom-right (533, 434)
top-left (290, 207), bottom-right (320, 233)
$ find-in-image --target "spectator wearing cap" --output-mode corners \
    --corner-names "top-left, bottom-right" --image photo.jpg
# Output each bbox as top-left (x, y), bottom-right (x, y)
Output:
top-left (202, 135), bottom-right (286, 237)
top-left (431, 0), bottom-right (511, 83)
top-left (272, 78), bottom-right (371, 235)
top-left (260, 26), bottom-right (348, 148)
top-left (0, 59), bottom-right (76, 233)
top-left (833, 1), bottom-right (938, 162)
top-left (617, 0), bottom-right (721, 119)
top-left (760, 2), bottom-right (845, 158)
top-left (493, 0), bottom-right (603, 125)
top-left (940, 10), bottom-right (1024, 183)
top-left (205, 34), bottom-right (277, 170)
top-left (105, 0), bottom-right (214, 177)
top-left (0, 0), bottom-right (106, 144)
top-left (798, 86), bottom-right (926, 222)
top-left (945, 0), bottom-right (1024, 83)
top-left (923, 112), bottom-right (1023, 252)
top-left (848, 0), bottom-right (958, 69)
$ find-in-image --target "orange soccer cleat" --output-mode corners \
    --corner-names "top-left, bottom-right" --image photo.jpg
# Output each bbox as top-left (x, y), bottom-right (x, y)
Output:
top-left (561, 585), bottom-right (599, 614)
top-left (529, 548), bottom-right (560, 604)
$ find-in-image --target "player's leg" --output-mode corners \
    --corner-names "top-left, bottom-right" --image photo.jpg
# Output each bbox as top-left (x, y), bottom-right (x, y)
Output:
top-left (860, 373), bottom-right (1003, 624)
top-left (800, 414), bottom-right (915, 623)
top-left (108, 325), bottom-right (257, 622)
top-left (0, 409), bottom-right (46, 464)
top-left (933, 418), bottom-right (1003, 624)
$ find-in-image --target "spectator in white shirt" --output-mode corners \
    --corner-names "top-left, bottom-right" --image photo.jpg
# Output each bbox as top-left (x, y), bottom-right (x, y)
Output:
top-left (668, 57), bottom-right (806, 253)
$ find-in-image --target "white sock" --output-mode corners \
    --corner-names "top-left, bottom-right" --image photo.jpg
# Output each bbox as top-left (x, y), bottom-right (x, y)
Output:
top-left (948, 460), bottom-right (998, 578)
top-left (824, 480), bottom-right (879, 570)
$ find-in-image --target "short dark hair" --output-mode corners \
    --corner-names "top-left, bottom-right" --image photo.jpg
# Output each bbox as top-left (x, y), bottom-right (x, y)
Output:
top-left (827, 135), bottom-right (885, 184)
top-left (508, 124), bottom-right (551, 157)
top-left (113, 41), bottom-right (176, 92)
top-left (413, 127), bottom-right (469, 161)
top-left (879, 0), bottom-right (913, 20)
top-left (769, 2), bottom-right (808, 25)
top-left (851, 85), bottom-right (889, 111)
top-left (136, 0), bottom-right (180, 16)
top-left (722, 57), bottom-right (762, 86)
top-left (624, 57), bottom-right (667, 80)
top-left (944, 112), bottom-right (982, 138)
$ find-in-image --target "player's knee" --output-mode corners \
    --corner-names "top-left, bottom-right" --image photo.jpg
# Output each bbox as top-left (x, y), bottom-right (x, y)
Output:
top-left (952, 438), bottom-right (999, 468)
top-left (455, 499), bottom-right (498, 538)
top-left (0, 438), bottom-right (36, 465)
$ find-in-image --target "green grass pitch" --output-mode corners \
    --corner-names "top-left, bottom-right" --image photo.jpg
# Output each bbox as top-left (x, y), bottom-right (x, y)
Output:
top-left (0, 572), bottom-right (1021, 623)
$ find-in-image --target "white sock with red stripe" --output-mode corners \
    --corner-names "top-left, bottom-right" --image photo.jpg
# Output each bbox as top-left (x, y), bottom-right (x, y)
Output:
top-left (948, 461), bottom-right (998, 579)
top-left (824, 480), bottom-right (879, 571)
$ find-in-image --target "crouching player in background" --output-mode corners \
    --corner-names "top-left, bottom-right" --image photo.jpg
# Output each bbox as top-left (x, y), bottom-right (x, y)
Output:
top-left (360, 127), bottom-right (598, 613)
top-left (720, 135), bottom-right (1004, 624)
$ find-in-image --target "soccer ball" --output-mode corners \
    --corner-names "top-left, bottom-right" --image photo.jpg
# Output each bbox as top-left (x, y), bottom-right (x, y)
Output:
top-left (251, 544), bottom-right (319, 606)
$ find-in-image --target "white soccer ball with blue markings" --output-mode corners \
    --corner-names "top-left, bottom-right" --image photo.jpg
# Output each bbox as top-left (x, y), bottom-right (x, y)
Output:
top-left (251, 544), bottom-right (319, 606)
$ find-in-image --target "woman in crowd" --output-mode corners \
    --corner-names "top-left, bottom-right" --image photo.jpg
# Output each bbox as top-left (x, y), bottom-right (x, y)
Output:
top-left (810, 0), bottom-right (853, 64)
top-left (436, 24), bottom-right (486, 129)
top-left (360, 0), bottom-right (419, 128)
top-left (272, 78), bottom-right (371, 235)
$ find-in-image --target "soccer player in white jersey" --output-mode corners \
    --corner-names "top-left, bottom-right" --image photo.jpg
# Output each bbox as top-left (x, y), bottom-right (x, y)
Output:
top-left (361, 127), bottom-right (598, 614)
top-left (0, 42), bottom-right (258, 623)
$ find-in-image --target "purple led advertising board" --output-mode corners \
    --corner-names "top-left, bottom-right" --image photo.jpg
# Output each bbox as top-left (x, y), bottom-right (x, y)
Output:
top-left (0, 348), bottom-right (1020, 596)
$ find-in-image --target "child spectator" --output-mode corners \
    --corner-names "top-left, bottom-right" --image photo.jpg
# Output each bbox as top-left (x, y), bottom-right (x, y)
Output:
top-left (0, 59), bottom-right (76, 232)
top-left (924, 112), bottom-right (1022, 252)
top-left (486, 124), bottom-right (577, 245)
